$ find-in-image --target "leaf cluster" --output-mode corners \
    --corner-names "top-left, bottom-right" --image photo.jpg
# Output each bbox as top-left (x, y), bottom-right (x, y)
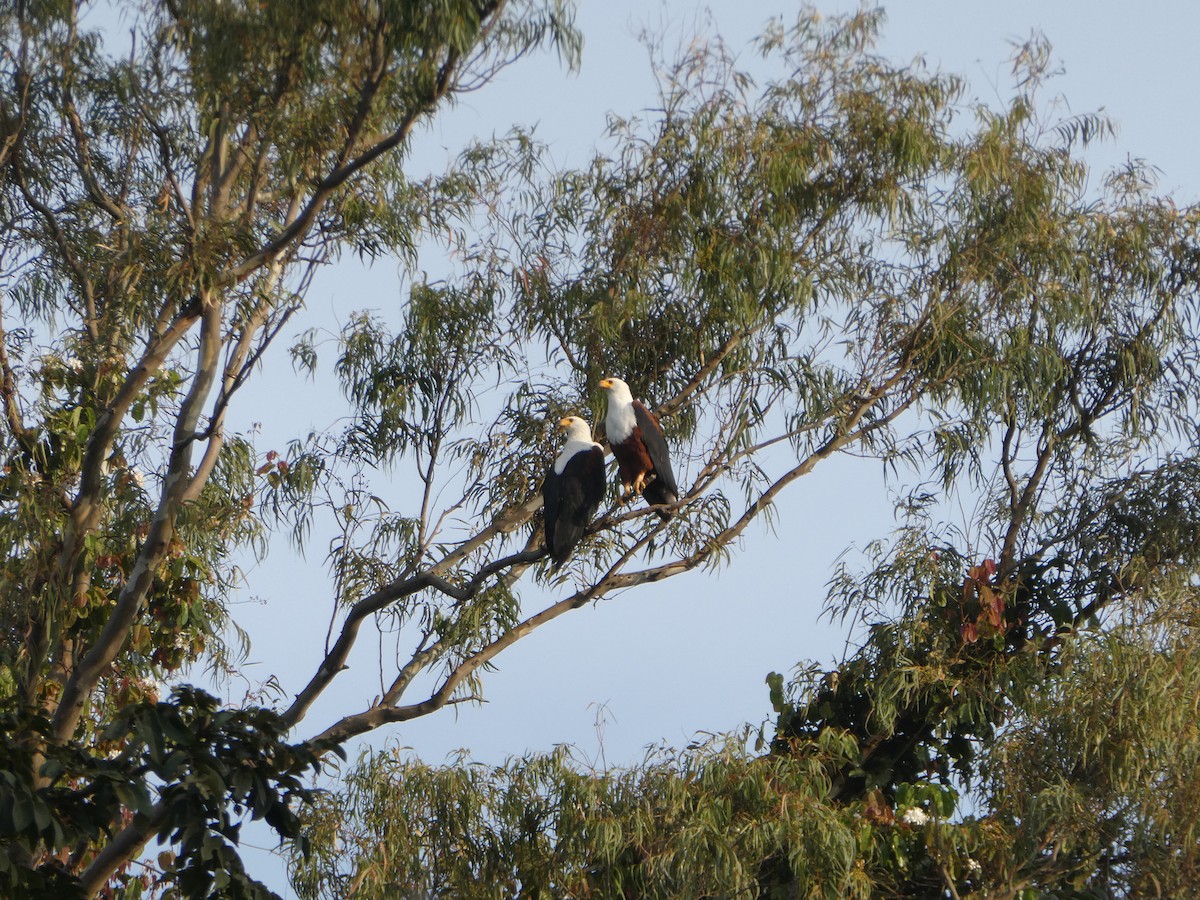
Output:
top-left (0, 686), bottom-right (340, 899)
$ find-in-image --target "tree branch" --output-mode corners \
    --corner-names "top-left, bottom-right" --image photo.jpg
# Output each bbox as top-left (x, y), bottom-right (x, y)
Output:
top-left (0, 296), bottom-right (30, 447)
top-left (54, 300), bottom-right (202, 603)
top-left (285, 319), bottom-right (925, 746)
top-left (183, 266), bottom-right (290, 502)
top-left (657, 331), bottom-right (744, 419)
top-left (9, 158), bottom-right (100, 338)
top-left (281, 544), bottom-right (546, 729)
top-left (76, 802), bottom-right (170, 899)
top-left (225, 36), bottom-right (468, 285)
top-left (61, 6), bottom-right (126, 223)
top-left (52, 291), bottom-right (223, 745)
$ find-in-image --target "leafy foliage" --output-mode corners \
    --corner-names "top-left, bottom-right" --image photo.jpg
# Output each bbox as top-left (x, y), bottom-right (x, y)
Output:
top-left (291, 740), bottom-right (867, 899)
top-left (0, 687), bottom-right (339, 899)
top-left (4, 0), bottom-right (1200, 897)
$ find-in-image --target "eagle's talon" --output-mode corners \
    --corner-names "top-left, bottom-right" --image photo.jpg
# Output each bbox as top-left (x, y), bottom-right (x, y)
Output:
top-left (632, 471), bottom-right (656, 495)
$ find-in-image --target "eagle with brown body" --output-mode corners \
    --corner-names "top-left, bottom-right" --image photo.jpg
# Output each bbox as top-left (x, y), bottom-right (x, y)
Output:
top-left (599, 377), bottom-right (679, 512)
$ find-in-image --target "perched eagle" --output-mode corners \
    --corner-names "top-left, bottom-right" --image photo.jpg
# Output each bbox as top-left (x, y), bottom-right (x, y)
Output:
top-left (599, 376), bottom-right (679, 512)
top-left (543, 416), bottom-right (606, 567)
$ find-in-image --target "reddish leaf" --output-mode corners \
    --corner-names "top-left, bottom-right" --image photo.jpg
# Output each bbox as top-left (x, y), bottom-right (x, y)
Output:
top-left (863, 788), bottom-right (895, 825)
top-left (980, 585), bottom-right (1005, 628)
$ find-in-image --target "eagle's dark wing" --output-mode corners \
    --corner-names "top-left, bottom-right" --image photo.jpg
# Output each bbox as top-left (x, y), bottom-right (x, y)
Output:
top-left (545, 445), bottom-right (606, 566)
top-left (543, 468), bottom-right (564, 563)
top-left (633, 401), bottom-right (678, 504)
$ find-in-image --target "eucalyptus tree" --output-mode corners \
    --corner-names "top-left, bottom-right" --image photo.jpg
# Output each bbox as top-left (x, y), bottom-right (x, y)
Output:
top-left (283, 13), bottom-right (1200, 900)
top-left (0, 0), bottom-right (580, 896)
top-left (4, 1), bottom-right (1199, 897)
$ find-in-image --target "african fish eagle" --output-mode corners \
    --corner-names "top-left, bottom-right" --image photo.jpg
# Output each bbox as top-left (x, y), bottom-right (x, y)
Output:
top-left (543, 415), bottom-right (606, 567)
top-left (599, 376), bottom-right (679, 512)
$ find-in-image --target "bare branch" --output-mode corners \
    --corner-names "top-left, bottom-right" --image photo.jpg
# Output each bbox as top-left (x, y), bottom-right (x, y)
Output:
top-left (144, 109), bottom-right (195, 233)
top-left (281, 544), bottom-right (547, 729)
top-left (378, 531), bottom-right (544, 709)
top-left (999, 419), bottom-right (1055, 574)
top-left (61, 6), bottom-right (126, 223)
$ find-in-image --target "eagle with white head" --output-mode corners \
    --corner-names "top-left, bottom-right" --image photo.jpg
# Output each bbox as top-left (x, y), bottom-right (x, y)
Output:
top-left (598, 377), bottom-right (679, 512)
top-left (542, 415), bottom-right (606, 566)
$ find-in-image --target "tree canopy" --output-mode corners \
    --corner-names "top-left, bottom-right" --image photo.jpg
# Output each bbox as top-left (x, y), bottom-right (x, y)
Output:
top-left (2, 2), bottom-right (1199, 898)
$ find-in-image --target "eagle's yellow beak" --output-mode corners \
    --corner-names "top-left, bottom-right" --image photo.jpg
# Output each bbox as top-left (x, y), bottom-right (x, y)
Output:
top-left (599, 377), bottom-right (614, 389)
top-left (558, 416), bottom-right (574, 429)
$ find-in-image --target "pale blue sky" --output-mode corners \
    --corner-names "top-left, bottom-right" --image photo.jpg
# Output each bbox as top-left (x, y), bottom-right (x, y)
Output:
top-left (83, 0), bottom-right (1200, 891)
